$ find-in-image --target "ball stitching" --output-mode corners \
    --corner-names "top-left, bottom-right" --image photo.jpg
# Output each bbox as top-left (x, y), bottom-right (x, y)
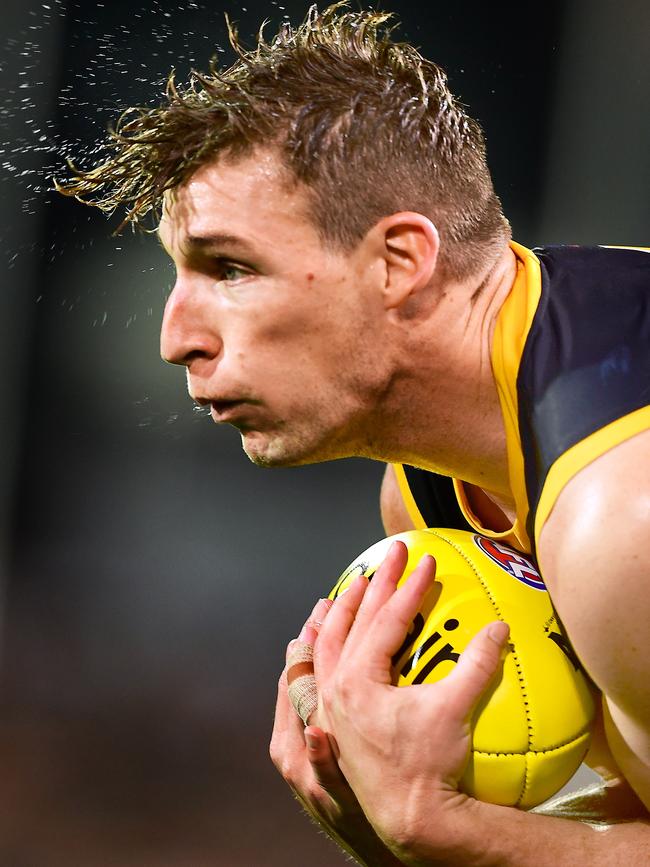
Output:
top-left (422, 529), bottom-right (534, 805)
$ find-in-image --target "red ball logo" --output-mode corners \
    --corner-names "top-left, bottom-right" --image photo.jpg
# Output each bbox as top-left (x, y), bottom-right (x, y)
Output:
top-left (474, 536), bottom-right (546, 591)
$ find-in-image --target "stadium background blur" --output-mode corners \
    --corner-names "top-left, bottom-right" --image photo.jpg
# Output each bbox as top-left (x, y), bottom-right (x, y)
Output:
top-left (1, 1), bottom-right (648, 863)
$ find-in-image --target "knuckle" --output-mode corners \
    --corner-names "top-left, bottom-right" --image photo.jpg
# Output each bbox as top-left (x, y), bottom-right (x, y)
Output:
top-left (474, 642), bottom-right (499, 674)
top-left (333, 671), bottom-right (354, 702)
top-left (279, 760), bottom-right (298, 787)
top-left (463, 646), bottom-right (498, 684)
top-left (269, 740), bottom-right (282, 770)
top-left (320, 682), bottom-right (335, 709)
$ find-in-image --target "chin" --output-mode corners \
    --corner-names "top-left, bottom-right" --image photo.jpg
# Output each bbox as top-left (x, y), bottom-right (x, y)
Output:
top-left (241, 430), bottom-right (336, 468)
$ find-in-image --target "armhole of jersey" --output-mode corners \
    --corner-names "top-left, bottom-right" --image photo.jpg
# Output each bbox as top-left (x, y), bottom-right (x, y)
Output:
top-left (453, 478), bottom-right (523, 542)
top-left (396, 468), bottom-right (531, 552)
top-left (392, 464), bottom-right (428, 530)
top-left (534, 404), bottom-right (650, 543)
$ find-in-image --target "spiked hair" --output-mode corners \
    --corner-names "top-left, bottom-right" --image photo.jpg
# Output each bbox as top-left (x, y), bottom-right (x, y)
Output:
top-left (56, 3), bottom-right (510, 279)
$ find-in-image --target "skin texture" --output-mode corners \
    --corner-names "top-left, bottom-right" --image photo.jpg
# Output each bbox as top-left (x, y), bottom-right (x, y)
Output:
top-left (270, 598), bottom-right (405, 867)
top-left (304, 559), bottom-right (650, 865)
top-left (537, 429), bottom-right (650, 813)
top-left (159, 152), bottom-right (396, 468)
top-left (159, 151), bottom-right (516, 491)
top-left (160, 147), bottom-right (650, 864)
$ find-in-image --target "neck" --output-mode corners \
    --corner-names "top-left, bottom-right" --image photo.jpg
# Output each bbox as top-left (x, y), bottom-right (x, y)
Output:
top-left (364, 244), bottom-right (518, 502)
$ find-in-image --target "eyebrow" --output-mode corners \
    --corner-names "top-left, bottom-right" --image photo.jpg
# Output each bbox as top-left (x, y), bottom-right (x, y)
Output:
top-left (185, 233), bottom-right (254, 253)
top-left (156, 230), bottom-right (255, 257)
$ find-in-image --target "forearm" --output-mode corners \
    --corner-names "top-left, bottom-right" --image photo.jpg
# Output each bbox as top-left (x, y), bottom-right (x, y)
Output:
top-left (296, 796), bottom-right (405, 867)
top-left (324, 821), bottom-right (406, 867)
top-left (387, 795), bottom-right (650, 867)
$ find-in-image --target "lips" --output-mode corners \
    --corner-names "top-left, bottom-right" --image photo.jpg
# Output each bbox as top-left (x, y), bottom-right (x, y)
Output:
top-left (210, 399), bottom-right (246, 423)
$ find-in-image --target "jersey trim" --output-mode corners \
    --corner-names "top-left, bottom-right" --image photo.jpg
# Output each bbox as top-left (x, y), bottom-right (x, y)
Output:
top-left (392, 463), bottom-right (428, 530)
top-left (534, 405), bottom-right (650, 541)
top-left (393, 243), bottom-right (650, 556)
top-left (452, 479), bottom-right (521, 541)
top-left (488, 241), bottom-right (543, 551)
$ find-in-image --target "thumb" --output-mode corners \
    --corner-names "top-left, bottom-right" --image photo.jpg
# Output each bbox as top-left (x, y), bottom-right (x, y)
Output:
top-left (443, 621), bottom-right (510, 722)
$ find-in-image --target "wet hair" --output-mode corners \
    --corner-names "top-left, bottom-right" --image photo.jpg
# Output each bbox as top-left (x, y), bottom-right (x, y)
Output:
top-left (56, 3), bottom-right (510, 280)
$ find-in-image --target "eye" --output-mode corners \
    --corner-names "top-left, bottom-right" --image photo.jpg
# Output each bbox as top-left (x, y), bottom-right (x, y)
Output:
top-left (212, 259), bottom-right (251, 283)
top-left (222, 264), bottom-right (247, 281)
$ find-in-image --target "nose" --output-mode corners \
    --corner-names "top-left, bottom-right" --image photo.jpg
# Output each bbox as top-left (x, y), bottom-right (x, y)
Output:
top-left (160, 279), bottom-right (221, 370)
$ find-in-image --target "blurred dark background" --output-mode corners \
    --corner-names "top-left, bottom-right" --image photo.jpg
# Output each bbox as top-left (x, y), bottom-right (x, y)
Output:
top-left (1, 1), bottom-right (648, 864)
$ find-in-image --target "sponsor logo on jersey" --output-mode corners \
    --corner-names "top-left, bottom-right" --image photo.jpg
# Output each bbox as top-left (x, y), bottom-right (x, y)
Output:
top-left (474, 536), bottom-right (546, 590)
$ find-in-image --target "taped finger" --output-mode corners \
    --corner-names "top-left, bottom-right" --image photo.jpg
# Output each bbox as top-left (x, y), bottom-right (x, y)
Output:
top-left (287, 642), bottom-right (318, 724)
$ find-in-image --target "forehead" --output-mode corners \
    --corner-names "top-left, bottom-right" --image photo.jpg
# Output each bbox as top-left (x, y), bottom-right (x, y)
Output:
top-left (159, 149), bottom-right (316, 250)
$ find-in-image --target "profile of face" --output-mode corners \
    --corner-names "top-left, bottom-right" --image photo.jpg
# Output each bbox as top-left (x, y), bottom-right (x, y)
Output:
top-left (158, 149), bottom-right (396, 467)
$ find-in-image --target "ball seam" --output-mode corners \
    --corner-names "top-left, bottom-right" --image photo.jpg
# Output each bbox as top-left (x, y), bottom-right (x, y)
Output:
top-left (422, 529), bottom-right (533, 806)
top-left (472, 727), bottom-right (591, 757)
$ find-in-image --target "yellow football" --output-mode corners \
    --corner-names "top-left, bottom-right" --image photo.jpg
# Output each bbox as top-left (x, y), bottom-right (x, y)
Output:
top-left (328, 528), bottom-right (595, 809)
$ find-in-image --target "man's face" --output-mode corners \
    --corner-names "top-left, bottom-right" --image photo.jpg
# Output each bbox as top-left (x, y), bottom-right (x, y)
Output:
top-left (159, 150), bottom-right (392, 467)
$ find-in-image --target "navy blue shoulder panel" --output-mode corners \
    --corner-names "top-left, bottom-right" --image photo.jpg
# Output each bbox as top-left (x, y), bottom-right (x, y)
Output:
top-left (518, 246), bottom-right (650, 541)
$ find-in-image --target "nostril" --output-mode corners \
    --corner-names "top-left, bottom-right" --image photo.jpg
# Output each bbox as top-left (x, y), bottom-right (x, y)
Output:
top-left (183, 349), bottom-right (209, 365)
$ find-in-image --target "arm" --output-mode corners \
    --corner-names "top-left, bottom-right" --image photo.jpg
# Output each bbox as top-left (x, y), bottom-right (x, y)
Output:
top-left (270, 601), bottom-right (405, 866)
top-left (268, 465), bottom-right (414, 866)
top-left (396, 797), bottom-right (650, 866)
top-left (382, 461), bottom-right (648, 838)
top-left (536, 429), bottom-right (650, 813)
top-left (535, 696), bottom-right (648, 825)
top-left (313, 540), bottom-right (650, 867)
top-left (381, 463), bottom-right (416, 534)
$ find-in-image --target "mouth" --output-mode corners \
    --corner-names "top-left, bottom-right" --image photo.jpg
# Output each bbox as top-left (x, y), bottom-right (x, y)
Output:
top-left (210, 399), bottom-right (249, 424)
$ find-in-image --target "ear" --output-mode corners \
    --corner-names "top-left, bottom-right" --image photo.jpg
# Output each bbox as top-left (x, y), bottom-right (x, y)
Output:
top-left (374, 212), bottom-right (440, 310)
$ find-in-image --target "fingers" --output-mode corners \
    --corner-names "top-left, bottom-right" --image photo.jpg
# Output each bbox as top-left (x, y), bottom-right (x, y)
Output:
top-left (314, 574), bottom-right (369, 682)
top-left (346, 540), bottom-right (409, 639)
top-left (271, 595), bottom-right (334, 771)
top-left (300, 596), bottom-right (333, 645)
top-left (285, 597), bottom-right (333, 726)
top-left (304, 725), bottom-right (351, 802)
top-left (443, 620), bottom-right (510, 722)
top-left (316, 550), bottom-right (437, 686)
top-left (353, 553), bottom-right (438, 677)
top-left (272, 598), bottom-right (326, 753)
top-left (270, 639), bottom-right (297, 768)
top-left (313, 541), bottom-right (411, 680)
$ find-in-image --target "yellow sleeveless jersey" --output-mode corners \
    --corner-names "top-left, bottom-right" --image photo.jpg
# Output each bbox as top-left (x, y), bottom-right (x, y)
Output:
top-left (394, 241), bottom-right (650, 554)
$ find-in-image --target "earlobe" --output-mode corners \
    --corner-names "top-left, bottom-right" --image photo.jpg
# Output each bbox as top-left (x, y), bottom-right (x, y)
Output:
top-left (378, 212), bottom-right (440, 311)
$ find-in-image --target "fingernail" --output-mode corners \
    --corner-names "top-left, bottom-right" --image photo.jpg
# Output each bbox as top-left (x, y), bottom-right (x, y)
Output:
top-left (488, 621), bottom-right (510, 644)
top-left (305, 731), bottom-right (319, 751)
top-left (314, 599), bottom-right (334, 625)
top-left (312, 598), bottom-right (330, 623)
top-left (299, 623), bottom-right (317, 644)
top-left (285, 638), bottom-right (299, 664)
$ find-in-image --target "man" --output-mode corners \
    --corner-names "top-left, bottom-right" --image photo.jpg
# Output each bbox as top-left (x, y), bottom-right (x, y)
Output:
top-left (58, 5), bottom-right (650, 864)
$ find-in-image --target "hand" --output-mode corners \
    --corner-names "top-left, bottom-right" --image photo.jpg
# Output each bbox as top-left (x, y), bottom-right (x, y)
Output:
top-left (314, 541), bottom-right (510, 859)
top-left (270, 598), bottom-right (405, 866)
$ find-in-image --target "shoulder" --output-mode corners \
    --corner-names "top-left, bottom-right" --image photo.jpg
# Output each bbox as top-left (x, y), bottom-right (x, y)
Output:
top-left (538, 430), bottom-right (650, 810)
top-left (537, 428), bottom-right (650, 678)
top-left (537, 427), bottom-right (650, 587)
top-left (519, 245), bottom-right (650, 541)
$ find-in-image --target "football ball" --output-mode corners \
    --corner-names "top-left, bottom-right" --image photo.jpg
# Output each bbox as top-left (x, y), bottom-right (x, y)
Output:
top-left (329, 528), bottom-right (595, 809)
